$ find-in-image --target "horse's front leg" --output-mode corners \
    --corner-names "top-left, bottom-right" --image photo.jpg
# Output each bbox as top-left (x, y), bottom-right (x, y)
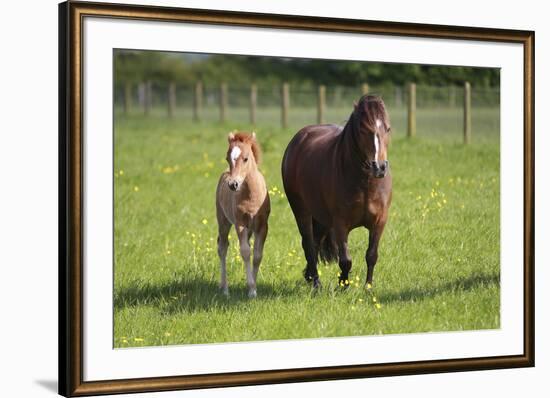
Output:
top-left (365, 222), bottom-right (386, 287)
top-left (295, 215), bottom-right (320, 288)
top-left (216, 210), bottom-right (232, 296)
top-left (237, 226), bottom-right (256, 298)
top-left (335, 228), bottom-right (352, 287)
top-left (252, 222), bottom-right (268, 284)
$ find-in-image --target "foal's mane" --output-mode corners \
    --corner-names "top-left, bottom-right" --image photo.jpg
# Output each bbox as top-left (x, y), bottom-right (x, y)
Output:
top-left (231, 132), bottom-right (262, 165)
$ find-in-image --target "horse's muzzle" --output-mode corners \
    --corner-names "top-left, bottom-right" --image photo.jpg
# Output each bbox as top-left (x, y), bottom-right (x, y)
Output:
top-left (372, 160), bottom-right (389, 178)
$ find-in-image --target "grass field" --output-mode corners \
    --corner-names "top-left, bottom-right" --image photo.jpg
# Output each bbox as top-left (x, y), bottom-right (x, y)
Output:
top-left (114, 107), bottom-right (500, 348)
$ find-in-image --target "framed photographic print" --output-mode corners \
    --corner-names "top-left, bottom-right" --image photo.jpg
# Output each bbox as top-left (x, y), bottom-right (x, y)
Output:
top-left (59, 0), bottom-right (534, 396)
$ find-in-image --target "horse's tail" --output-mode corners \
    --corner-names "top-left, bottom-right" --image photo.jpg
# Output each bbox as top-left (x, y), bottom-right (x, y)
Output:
top-left (312, 219), bottom-right (339, 263)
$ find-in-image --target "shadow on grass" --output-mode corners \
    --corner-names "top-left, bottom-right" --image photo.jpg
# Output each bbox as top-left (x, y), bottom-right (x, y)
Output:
top-left (377, 272), bottom-right (500, 305)
top-left (115, 275), bottom-right (309, 315)
top-left (116, 271), bottom-right (499, 316)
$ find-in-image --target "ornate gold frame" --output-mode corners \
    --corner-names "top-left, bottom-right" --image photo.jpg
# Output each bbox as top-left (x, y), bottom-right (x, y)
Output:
top-left (59, 1), bottom-right (535, 396)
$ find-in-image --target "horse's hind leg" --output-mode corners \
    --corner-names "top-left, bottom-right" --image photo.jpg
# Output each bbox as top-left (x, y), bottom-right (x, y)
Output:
top-left (217, 212), bottom-right (231, 296)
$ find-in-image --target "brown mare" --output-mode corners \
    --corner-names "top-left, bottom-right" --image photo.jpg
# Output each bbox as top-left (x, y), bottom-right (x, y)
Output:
top-left (216, 132), bottom-right (271, 298)
top-left (281, 95), bottom-right (392, 289)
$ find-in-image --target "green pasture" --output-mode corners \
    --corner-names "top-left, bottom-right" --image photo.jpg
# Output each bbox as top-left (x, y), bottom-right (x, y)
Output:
top-left (114, 107), bottom-right (500, 348)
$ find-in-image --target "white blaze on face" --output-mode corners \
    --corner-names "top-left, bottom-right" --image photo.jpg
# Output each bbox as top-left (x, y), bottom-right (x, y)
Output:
top-left (373, 119), bottom-right (382, 162)
top-left (230, 146), bottom-right (241, 166)
top-left (374, 134), bottom-right (380, 162)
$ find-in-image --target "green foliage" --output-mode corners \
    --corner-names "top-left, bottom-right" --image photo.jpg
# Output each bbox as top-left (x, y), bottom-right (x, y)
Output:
top-left (113, 110), bottom-right (500, 347)
top-left (114, 50), bottom-right (500, 90)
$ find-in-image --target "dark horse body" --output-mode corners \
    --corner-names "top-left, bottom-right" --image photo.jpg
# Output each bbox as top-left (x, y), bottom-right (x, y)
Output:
top-left (281, 95), bottom-right (392, 288)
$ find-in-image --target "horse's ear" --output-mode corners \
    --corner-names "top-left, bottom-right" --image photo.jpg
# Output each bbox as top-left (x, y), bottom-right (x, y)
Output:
top-left (228, 132), bottom-right (235, 142)
top-left (353, 101), bottom-right (358, 110)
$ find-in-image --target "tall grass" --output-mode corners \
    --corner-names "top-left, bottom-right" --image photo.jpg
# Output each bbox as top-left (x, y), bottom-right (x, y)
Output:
top-left (114, 109), bottom-right (499, 347)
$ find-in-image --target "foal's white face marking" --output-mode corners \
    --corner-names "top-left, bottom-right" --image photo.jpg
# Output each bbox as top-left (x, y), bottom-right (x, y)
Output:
top-left (374, 134), bottom-right (380, 162)
top-left (376, 119), bottom-right (382, 128)
top-left (230, 146), bottom-right (241, 166)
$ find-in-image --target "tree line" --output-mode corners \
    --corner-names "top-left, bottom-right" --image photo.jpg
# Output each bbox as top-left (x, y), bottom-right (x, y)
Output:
top-left (115, 50), bottom-right (499, 89)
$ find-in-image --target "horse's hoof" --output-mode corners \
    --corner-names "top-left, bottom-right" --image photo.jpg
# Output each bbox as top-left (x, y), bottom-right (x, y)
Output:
top-left (338, 277), bottom-right (351, 289)
top-left (248, 289), bottom-right (257, 299)
top-left (312, 278), bottom-right (322, 289)
top-left (365, 282), bottom-right (373, 291)
top-left (303, 268), bottom-right (313, 283)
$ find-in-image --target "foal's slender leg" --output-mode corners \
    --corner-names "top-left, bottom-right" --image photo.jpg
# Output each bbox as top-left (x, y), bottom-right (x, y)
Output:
top-left (237, 226), bottom-right (256, 298)
top-left (365, 223), bottom-right (386, 287)
top-left (217, 215), bottom-right (232, 296)
top-left (252, 223), bottom-right (268, 284)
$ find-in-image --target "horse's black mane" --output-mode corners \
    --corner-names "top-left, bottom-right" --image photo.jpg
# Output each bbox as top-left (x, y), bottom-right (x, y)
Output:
top-left (341, 95), bottom-right (390, 170)
top-left (353, 95), bottom-right (390, 133)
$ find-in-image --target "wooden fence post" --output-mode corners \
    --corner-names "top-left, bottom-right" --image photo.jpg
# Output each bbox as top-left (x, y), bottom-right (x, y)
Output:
top-left (362, 83), bottom-right (369, 96)
top-left (168, 82), bottom-right (176, 118)
top-left (219, 83), bottom-right (228, 123)
top-left (317, 85), bottom-right (326, 124)
top-left (281, 82), bottom-right (289, 129)
top-left (407, 83), bottom-right (416, 138)
top-left (193, 81), bottom-right (202, 122)
top-left (250, 84), bottom-right (257, 125)
top-left (123, 81), bottom-right (132, 114)
top-left (463, 82), bottom-right (471, 144)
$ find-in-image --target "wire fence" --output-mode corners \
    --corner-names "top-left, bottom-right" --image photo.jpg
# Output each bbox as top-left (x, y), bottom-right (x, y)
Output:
top-left (115, 82), bottom-right (500, 143)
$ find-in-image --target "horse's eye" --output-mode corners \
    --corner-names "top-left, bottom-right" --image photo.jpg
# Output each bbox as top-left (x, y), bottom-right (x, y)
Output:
top-left (244, 157), bottom-right (249, 162)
